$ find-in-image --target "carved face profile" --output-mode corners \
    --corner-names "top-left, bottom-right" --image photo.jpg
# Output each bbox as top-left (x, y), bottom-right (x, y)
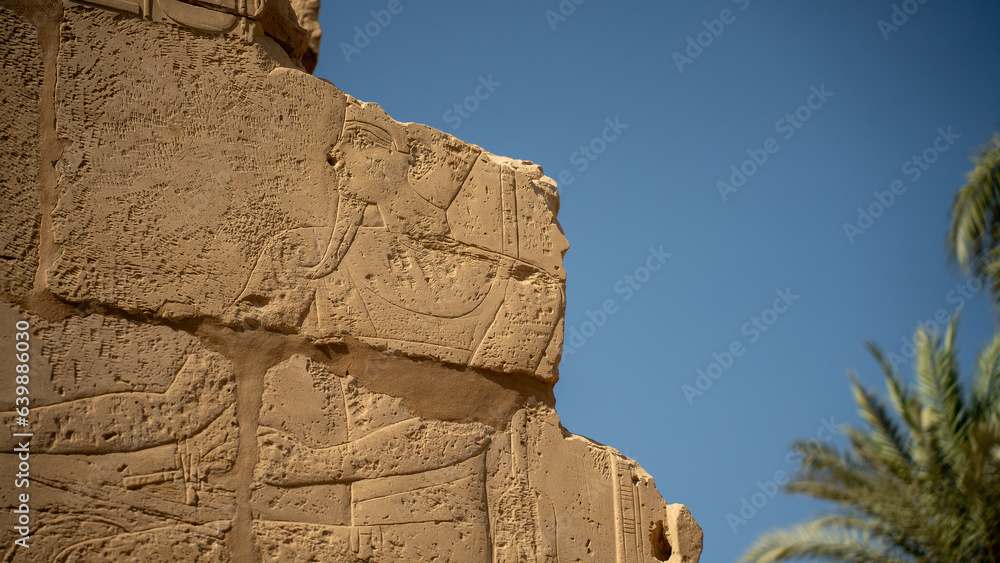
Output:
top-left (326, 119), bottom-right (412, 206)
top-left (226, 97), bottom-right (566, 379)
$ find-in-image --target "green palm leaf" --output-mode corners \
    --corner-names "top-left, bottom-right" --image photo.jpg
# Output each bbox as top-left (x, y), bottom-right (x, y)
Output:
top-left (949, 134), bottom-right (1000, 301)
top-left (741, 521), bottom-right (911, 563)
top-left (741, 318), bottom-right (1000, 562)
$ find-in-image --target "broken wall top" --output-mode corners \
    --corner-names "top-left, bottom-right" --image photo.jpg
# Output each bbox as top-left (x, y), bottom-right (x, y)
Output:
top-left (0, 2), bottom-right (702, 561)
top-left (71, 0), bottom-right (321, 71)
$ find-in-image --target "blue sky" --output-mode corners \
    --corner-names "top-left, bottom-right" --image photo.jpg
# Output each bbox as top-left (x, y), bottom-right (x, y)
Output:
top-left (314, 1), bottom-right (1000, 560)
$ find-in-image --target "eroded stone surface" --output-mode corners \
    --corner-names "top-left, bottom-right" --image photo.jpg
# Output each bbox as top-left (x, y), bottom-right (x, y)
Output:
top-left (46, 4), bottom-right (566, 381)
top-left (0, 1), bottom-right (701, 561)
top-left (63, 0), bottom-right (315, 69)
top-left (0, 8), bottom-right (42, 297)
top-left (0, 303), bottom-right (238, 561)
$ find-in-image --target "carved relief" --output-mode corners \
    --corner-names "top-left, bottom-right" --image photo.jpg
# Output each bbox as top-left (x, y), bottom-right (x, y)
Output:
top-left (66, 0), bottom-right (312, 67)
top-left (490, 408), bottom-right (550, 563)
top-left (0, 305), bottom-right (237, 561)
top-left (613, 456), bottom-right (645, 563)
top-left (485, 403), bottom-right (705, 563)
top-left (0, 3), bottom-right (702, 561)
top-left (0, 302), bottom-right (699, 562)
top-left (252, 356), bottom-right (493, 562)
top-left (48, 5), bottom-right (564, 380)
top-left (226, 99), bottom-right (568, 380)
top-left (0, 9), bottom-right (42, 297)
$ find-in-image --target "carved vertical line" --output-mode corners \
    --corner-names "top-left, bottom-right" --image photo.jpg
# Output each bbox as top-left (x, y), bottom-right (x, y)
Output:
top-left (227, 346), bottom-right (266, 562)
top-left (339, 374), bottom-right (352, 443)
top-left (481, 452), bottom-right (494, 563)
top-left (500, 166), bottom-right (518, 260)
top-left (343, 371), bottom-right (356, 542)
top-left (511, 408), bottom-right (526, 475)
top-left (32, 1), bottom-right (65, 299)
top-left (628, 474), bottom-right (642, 562)
top-left (611, 454), bottom-right (625, 563)
top-left (612, 457), bottom-right (642, 563)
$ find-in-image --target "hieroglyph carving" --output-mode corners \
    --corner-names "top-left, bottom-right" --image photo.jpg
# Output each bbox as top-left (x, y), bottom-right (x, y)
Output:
top-left (253, 356), bottom-right (494, 561)
top-left (0, 2), bottom-right (701, 561)
top-left (0, 304), bottom-right (237, 561)
top-left (43, 4), bottom-right (566, 381)
top-left (228, 98), bottom-right (568, 379)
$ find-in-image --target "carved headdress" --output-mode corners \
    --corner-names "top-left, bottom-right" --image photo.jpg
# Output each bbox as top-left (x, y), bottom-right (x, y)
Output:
top-left (341, 97), bottom-right (410, 154)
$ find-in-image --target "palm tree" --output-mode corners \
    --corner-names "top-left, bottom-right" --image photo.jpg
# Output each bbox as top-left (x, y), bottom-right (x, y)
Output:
top-left (741, 320), bottom-right (1000, 562)
top-left (949, 134), bottom-right (1000, 300)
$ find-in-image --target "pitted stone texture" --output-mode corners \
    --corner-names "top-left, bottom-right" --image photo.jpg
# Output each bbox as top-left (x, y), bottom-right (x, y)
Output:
top-left (0, 8), bottom-right (42, 297)
top-left (65, 0), bottom-right (314, 70)
top-left (488, 403), bottom-right (703, 563)
top-left (0, 3), bottom-right (701, 562)
top-left (251, 356), bottom-right (699, 563)
top-left (253, 355), bottom-right (494, 562)
top-left (49, 6), bottom-right (566, 381)
top-left (0, 303), bottom-right (238, 561)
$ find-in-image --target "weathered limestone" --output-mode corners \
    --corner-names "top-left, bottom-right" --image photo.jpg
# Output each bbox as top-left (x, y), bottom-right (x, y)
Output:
top-left (0, 7), bottom-right (42, 298)
top-left (0, 0), bottom-right (702, 561)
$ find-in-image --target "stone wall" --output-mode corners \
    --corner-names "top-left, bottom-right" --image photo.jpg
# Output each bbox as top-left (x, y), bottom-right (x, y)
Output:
top-left (0, 1), bottom-right (702, 561)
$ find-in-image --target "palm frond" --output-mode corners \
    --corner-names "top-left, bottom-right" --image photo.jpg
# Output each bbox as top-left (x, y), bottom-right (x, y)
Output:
top-left (913, 324), bottom-right (969, 480)
top-left (867, 343), bottom-right (921, 432)
top-left (949, 135), bottom-right (1000, 280)
top-left (741, 520), bottom-right (911, 563)
top-left (972, 332), bottom-right (1000, 422)
top-left (849, 370), bottom-right (913, 479)
top-left (788, 439), bottom-right (869, 491)
top-left (743, 316), bottom-right (1000, 562)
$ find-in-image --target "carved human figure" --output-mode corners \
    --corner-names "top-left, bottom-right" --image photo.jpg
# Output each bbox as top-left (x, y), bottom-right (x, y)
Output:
top-left (252, 356), bottom-right (493, 562)
top-left (0, 349), bottom-right (238, 560)
top-left (307, 102), bottom-right (452, 279)
top-left (1, 351), bottom-right (234, 458)
top-left (226, 97), bottom-right (567, 378)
